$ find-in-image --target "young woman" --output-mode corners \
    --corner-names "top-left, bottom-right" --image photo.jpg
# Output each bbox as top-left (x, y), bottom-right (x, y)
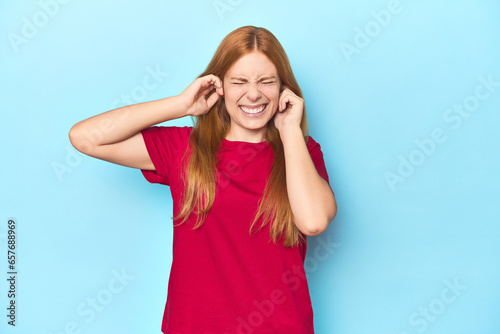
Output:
top-left (69, 25), bottom-right (337, 334)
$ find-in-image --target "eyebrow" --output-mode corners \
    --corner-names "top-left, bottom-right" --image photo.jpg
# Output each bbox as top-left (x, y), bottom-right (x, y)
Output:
top-left (229, 76), bottom-right (276, 81)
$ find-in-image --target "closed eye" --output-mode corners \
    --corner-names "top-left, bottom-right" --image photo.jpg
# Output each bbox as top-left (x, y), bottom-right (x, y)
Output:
top-left (231, 81), bottom-right (275, 85)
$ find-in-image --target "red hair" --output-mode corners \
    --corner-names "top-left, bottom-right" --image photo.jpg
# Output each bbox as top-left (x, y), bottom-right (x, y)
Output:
top-left (173, 26), bottom-right (310, 247)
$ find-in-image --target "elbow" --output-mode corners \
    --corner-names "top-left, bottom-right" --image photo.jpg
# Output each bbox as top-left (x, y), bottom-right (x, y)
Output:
top-left (303, 228), bottom-right (324, 237)
top-left (68, 125), bottom-right (78, 146)
top-left (328, 201), bottom-right (337, 223)
top-left (302, 204), bottom-right (337, 237)
top-left (301, 217), bottom-right (330, 237)
top-left (324, 194), bottom-right (337, 227)
top-left (68, 124), bottom-right (93, 155)
top-left (307, 221), bottom-right (329, 237)
top-left (68, 125), bottom-right (82, 151)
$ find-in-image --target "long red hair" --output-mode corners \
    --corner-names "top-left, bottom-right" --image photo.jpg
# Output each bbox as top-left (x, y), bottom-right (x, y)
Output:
top-left (173, 26), bottom-right (310, 247)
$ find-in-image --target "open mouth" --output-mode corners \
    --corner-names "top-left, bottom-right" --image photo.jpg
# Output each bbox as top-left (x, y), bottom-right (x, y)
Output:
top-left (239, 104), bottom-right (267, 116)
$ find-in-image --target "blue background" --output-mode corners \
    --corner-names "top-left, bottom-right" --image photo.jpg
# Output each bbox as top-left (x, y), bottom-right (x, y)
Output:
top-left (1, 0), bottom-right (499, 333)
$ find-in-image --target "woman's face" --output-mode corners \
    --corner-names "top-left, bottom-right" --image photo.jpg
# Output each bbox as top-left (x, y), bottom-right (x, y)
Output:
top-left (222, 51), bottom-right (281, 142)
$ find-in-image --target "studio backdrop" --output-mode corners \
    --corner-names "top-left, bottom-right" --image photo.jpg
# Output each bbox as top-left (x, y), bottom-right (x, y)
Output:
top-left (1, 0), bottom-right (499, 333)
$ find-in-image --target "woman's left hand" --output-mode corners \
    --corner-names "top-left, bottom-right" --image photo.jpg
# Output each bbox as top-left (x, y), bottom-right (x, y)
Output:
top-left (273, 85), bottom-right (304, 133)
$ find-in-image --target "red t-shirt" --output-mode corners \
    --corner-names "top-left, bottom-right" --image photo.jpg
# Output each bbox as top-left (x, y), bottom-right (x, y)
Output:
top-left (140, 126), bottom-right (330, 334)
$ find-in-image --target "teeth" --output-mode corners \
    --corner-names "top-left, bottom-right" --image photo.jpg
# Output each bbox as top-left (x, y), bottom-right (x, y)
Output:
top-left (240, 104), bottom-right (266, 114)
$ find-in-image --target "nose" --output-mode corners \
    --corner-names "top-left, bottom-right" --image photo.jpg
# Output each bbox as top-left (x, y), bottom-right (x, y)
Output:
top-left (246, 82), bottom-right (262, 101)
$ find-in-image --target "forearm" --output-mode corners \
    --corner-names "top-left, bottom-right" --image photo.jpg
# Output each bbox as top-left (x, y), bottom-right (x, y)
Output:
top-left (281, 126), bottom-right (337, 236)
top-left (69, 95), bottom-right (187, 149)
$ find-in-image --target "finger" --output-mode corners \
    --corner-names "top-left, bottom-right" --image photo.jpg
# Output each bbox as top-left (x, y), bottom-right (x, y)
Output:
top-left (206, 74), bottom-right (223, 96)
top-left (279, 92), bottom-right (290, 111)
top-left (199, 75), bottom-right (217, 90)
top-left (200, 86), bottom-right (212, 97)
top-left (206, 90), bottom-right (220, 109)
top-left (278, 93), bottom-right (284, 111)
top-left (211, 82), bottom-right (223, 97)
top-left (200, 79), bottom-right (220, 97)
top-left (279, 98), bottom-right (286, 112)
top-left (278, 90), bottom-right (285, 111)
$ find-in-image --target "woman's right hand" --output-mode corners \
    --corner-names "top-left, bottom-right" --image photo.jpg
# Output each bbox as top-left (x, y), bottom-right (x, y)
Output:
top-left (178, 74), bottom-right (224, 117)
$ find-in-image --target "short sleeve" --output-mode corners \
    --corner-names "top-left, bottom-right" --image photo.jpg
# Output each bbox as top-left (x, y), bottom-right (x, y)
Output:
top-left (140, 126), bottom-right (192, 185)
top-left (306, 135), bottom-right (330, 185)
